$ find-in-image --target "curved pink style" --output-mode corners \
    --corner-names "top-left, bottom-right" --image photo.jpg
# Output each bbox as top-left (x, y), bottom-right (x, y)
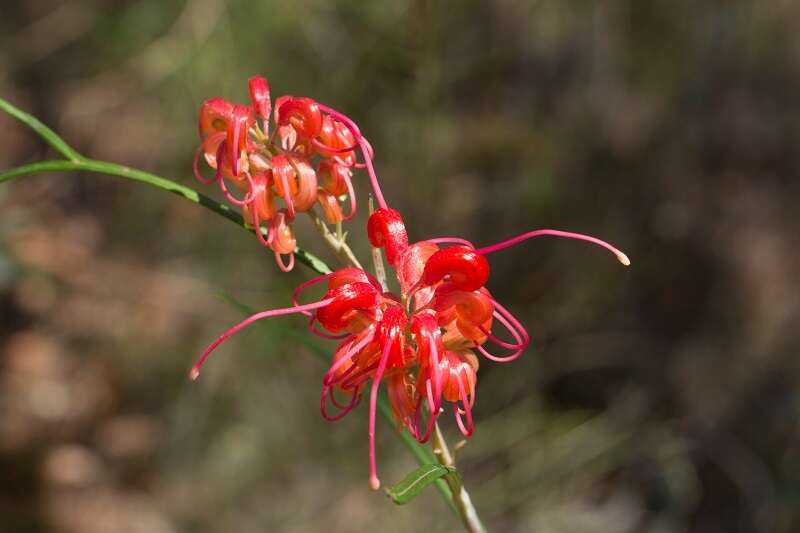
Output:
top-left (189, 298), bottom-right (333, 381)
top-left (475, 228), bottom-right (631, 266)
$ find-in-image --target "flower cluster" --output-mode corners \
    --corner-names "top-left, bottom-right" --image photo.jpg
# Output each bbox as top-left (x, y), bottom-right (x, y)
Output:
top-left (193, 76), bottom-right (384, 271)
top-left (190, 75), bottom-right (630, 490)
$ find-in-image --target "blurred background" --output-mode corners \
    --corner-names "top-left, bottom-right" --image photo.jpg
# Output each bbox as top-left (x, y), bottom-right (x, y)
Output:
top-left (1, 1), bottom-right (799, 531)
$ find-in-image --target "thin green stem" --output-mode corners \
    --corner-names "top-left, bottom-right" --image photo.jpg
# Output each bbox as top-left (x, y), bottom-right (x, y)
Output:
top-left (432, 424), bottom-right (487, 533)
top-left (307, 209), bottom-right (363, 269)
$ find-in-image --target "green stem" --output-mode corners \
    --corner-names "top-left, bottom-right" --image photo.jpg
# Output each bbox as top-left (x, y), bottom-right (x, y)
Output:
top-left (432, 424), bottom-right (487, 533)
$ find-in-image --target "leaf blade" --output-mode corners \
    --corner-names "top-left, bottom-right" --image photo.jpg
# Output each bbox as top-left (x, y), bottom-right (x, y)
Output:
top-left (387, 464), bottom-right (458, 505)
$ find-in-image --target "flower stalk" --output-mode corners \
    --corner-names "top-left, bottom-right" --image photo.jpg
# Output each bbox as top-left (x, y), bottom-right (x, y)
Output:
top-left (433, 423), bottom-right (487, 533)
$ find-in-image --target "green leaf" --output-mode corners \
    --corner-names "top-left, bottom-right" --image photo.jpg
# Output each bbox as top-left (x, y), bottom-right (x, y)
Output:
top-left (387, 463), bottom-right (459, 505)
top-left (0, 97), bottom-right (83, 162)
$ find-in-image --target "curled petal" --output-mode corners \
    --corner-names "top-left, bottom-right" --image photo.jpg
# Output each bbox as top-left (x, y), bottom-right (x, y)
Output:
top-left (377, 306), bottom-right (408, 369)
top-left (192, 131), bottom-right (226, 185)
top-left (271, 155), bottom-right (296, 218)
top-left (316, 282), bottom-right (380, 333)
top-left (227, 105), bottom-right (255, 177)
top-left (432, 285), bottom-right (493, 344)
top-left (269, 210), bottom-right (296, 255)
top-left (318, 160), bottom-right (356, 220)
top-left (324, 328), bottom-right (377, 386)
top-left (367, 208), bottom-right (409, 266)
top-left (275, 96), bottom-right (322, 139)
top-left (287, 155), bottom-right (318, 212)
top-left (317, 188), bottom-right (344, 224)
top-left (395, 241), bottom-right (439, 299)
top-left (315, 115), bottom-right (357, 164)
top-left (249, 172), bottom-right (278, 221)
top-left (438, 350), bottom-right (478, 404)
top-left (198, 97), bottom-right (234, 139)
top-left (248, 75), bottom-right (271, 121)
top-left (387, 372), bottom-right (420, 435)
top-left (422, 246), bottom-right (490, 292)
top-left (328, 267), bottom-right (382, 292)
top-left (318, 159), bottom-right (350, 196)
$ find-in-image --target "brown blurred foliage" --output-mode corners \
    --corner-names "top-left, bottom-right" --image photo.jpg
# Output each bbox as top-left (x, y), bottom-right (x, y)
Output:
top-left (1, 1), bottom-right (799, 532)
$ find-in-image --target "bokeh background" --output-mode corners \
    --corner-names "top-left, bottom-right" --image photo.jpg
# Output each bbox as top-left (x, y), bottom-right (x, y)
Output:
top-left (2, 1), bottom-right (799, 532)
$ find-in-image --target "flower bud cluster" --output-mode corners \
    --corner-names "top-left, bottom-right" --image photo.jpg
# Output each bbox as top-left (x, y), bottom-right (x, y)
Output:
top-left (194, 76), bottom-right (369, 270)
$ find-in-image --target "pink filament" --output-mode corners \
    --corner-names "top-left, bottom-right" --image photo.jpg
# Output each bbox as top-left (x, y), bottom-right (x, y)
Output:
top-left (192, 132), bottom-right (226, 185)
top-left (311, 137), bottom-right (360, 155)
top-left (412, 334), bottom-right (443, 443)
top-left (229, 114), bottom-right (243, 176)
top-left (308, 316), bottom-right (349, 340)
top-left (453, 379), bottom-right (474, 437)
top-left (292, 273), bottom-right (335, 311)
top-left (476, 300), bottom-right (530, 363)
top-left (339, 361), bottom-right (378, 391)
top-left (341, 172), bottom-right (357, 220)
top-left (276, 167), bottom-right (296, 219)
top-left (317, 104), bottom-right (387, 210)
top-left (323, 329), bottom-right (376, 386)
top-left (210, 141), bottom-right (256, 206)
top-left (252, 207), bottom-right (273, 248)
top-left (479, 322), bottom-right (522, 350)
top-left (358, 137), bottom-right (387, 210)
top-left (428, 237), bottom-right (475, 248)
top-left (274, 251), bottom-right (295, 272)
top-left (414, 377), bottom-right (439, 443)
top-left (475, 229), bottom-right (630, 266)
top-left (368, 336), bottom-right (395, 490)
top-left (189, 298), bottom-right (334, 380)
top-left (321, 385), bottom-right (361, 421)
top-left (218, 169), bottom-right (256, 206)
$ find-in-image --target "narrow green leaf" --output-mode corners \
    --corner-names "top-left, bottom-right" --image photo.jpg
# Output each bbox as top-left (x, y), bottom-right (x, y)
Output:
top-left (0, 159), bottom-right (330, 276)
top-left (387, 464), bottom-right (459, 505)
top-left (0, 97), bottom-right (83, 162)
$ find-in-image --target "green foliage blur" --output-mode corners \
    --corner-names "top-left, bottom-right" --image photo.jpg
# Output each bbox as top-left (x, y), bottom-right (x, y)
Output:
top-left (1, 1), bottom-right (798, 532)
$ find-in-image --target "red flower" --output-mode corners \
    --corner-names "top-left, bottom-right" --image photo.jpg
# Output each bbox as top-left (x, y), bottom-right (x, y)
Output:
top-left (190, 207), bottom-right (628, 489)
top-left (192, 75), bottom-right (392, 270)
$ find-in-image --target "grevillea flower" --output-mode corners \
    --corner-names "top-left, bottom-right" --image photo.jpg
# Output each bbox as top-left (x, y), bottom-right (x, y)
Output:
top-left (189, 207), bottom-right (629, 489)
top-left (193, 75), bottom-right (390, 271)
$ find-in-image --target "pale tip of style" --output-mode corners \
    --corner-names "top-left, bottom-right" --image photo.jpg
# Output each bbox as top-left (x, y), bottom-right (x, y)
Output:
top-left (369, 475), bottom-right (381, 491)
top-left (617, 252), bottom-right (631, 266)
top-left (189, 368), bottom-right (200, 381)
